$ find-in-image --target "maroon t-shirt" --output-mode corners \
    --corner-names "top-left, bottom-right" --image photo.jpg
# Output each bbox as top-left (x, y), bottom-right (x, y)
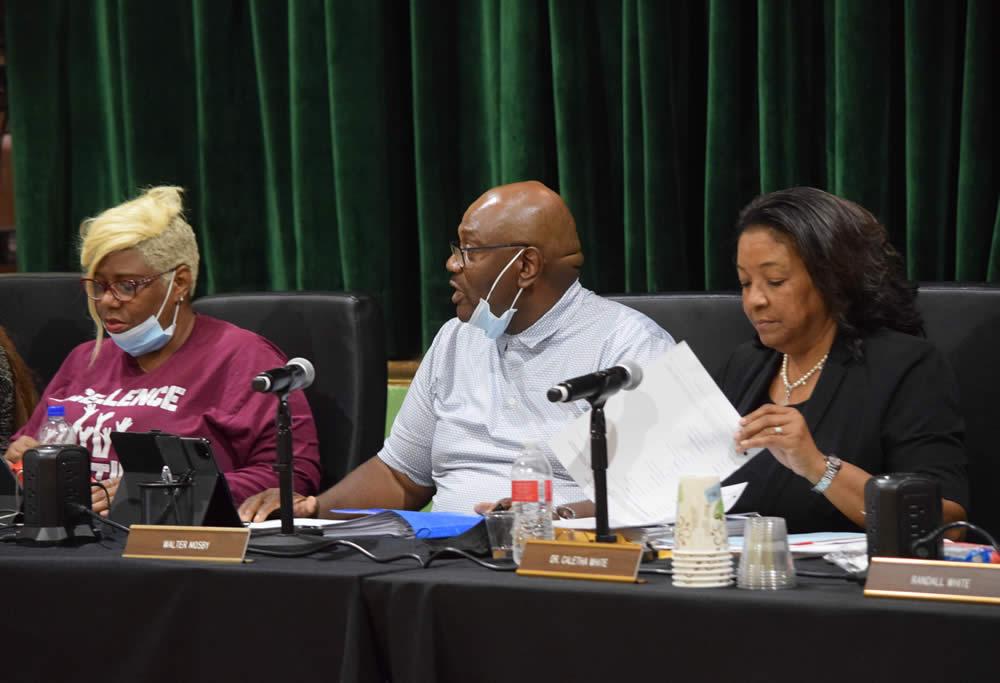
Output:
top-left (14, 314), bottom-right (321, 504)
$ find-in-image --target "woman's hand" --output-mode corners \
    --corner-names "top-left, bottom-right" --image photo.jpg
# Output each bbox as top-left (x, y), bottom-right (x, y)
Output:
top-left (92, 477), bottom-right (121, 517)
top-left (4, 435), bottom-right (40, 464)
top-left (734, 404), bottom-right (827, 484)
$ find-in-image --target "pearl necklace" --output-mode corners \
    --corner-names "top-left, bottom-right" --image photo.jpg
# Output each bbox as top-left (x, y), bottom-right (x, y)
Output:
top-left (780, 352), bottom-right (828, 405)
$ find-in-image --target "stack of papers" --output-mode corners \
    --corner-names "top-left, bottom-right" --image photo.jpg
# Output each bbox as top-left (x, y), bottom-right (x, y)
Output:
top-left (728, 532), bottom-right (867, 555)
top-left (548, 342), bottom-right (761, 527)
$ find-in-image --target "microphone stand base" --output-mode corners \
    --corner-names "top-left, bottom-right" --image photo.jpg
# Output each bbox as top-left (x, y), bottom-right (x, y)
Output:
top-left (248, 526), bottom-right (331, 553)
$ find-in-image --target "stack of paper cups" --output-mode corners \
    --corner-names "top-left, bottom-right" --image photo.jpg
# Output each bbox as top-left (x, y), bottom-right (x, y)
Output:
top-left (671, 475), bottom-right (733, 587)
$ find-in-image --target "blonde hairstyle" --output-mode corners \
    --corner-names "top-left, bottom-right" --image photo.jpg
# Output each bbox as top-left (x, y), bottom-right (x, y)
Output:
top-left (79, 186), bottom-right (200, 360)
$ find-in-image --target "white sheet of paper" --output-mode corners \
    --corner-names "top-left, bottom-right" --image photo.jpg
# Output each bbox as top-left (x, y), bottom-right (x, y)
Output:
top-left (548, 341), bottom-right (761, 527)
top-left (247, 518), bottom-right (347, 531)
top-left (554, 483), bottom-right (748, 529)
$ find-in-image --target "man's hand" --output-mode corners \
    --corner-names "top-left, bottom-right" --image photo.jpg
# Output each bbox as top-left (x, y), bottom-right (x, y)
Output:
top-left (238, 488), bottom-right (318, 523)
top-left (474, 498), bottom-right (511, 515)
top-left (92, 477), bottom-right (121, 517)
top-left (4, 435), bottom-right (40, 464)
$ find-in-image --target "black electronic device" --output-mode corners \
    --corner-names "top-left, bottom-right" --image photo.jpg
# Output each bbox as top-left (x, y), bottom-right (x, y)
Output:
top-left (16, 444), bottom-right (96, 544)
top-left (108, 431), bottom-right (242, 528)
top-left (865, 473), bottom-right (942, 560)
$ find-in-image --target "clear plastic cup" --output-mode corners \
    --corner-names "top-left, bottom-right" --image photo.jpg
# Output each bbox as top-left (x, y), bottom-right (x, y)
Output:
top-left (484, 510), bottom-right (515, 560)
top-left (737, 516), bottom-right (797, 590)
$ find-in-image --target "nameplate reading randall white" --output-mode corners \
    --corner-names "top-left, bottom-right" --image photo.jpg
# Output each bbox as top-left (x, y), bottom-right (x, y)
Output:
top-left (516, 539), bottom-right (643, 583)
top-left (123, 525), bottom-right (250, 563)
top-left (865, 556), bottom-right (1000, 605)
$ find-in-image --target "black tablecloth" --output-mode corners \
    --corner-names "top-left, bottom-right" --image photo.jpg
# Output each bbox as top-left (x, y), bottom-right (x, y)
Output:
top-left (3, 535), bottom-right (998, 683)
top-left (0, 534), bottom-right (416, 683)
top-left (361, 557), bottom-right (1000, 683)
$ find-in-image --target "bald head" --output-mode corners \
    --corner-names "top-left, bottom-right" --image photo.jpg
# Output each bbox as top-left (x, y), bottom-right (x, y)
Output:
top-left (461, 181), bottom-right (583, 288)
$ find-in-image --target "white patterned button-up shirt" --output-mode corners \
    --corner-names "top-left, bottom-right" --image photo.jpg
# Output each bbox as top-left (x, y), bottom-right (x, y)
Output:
top-left (378, 280), bottom-right (676, 512)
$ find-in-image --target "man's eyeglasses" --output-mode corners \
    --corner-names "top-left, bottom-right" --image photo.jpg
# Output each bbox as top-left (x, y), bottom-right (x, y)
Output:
top-left (80, 268), bottom-right (177, 302)
top-left (449, 241), bottom-right (530, 268)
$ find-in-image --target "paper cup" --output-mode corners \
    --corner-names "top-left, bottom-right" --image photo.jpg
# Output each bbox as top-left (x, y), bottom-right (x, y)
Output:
top-left (674, 475), bottom-right (729, 553)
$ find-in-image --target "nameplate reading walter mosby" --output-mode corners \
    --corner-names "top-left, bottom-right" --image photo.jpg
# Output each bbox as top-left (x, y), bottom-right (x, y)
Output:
top-left (516, 539), bottom-right (644, 583)
top-left (865, 556), bottom-right (1000, 605)
top-left (123, 525), bottom-right (250, 563)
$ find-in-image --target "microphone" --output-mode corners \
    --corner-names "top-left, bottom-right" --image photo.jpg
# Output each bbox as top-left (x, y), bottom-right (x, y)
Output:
top-left (547, 361), bottom-right (643, 403)
top-left (252, 357), bottom-right (315, 394)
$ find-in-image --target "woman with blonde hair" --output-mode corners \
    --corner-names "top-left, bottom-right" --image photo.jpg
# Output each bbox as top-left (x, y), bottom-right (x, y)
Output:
top-left (3, 186), bottom-right (321, 511)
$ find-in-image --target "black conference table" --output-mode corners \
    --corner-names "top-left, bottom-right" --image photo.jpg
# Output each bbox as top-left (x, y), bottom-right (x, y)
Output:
top-left (2, 532), bottom-right (998, 683)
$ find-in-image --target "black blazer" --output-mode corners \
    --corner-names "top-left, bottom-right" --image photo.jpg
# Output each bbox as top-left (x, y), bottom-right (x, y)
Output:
top-left (718, 328), bottom-right (968, 533)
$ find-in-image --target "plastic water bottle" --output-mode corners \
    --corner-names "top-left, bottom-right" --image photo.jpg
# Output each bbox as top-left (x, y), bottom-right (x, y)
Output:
top-left (511, 441), bottom-right (554, 565)
top-left (37, 405), bottom-right (76, 445)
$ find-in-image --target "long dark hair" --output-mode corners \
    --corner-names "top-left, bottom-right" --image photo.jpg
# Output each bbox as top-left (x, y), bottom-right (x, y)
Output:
top-left (736, 187), bottom-right (922, 357)
top-left (0, 326), bottom-right (39, 430)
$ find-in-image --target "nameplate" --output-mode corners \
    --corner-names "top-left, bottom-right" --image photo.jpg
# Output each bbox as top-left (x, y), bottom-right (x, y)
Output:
top-left (123, 525), bottom-right (250, 563)
top-left (516, 539), bottom-right (644, 583)
top-left (865, 556), bottom-right (1000, 605)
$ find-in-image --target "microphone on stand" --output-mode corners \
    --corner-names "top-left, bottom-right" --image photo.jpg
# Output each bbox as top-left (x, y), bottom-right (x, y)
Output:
top-left (246, 356), bottom-right (327, 553)
top-left (546, 361), bottom-right (643, 403)
top-left (252, 358), bottom-right (315, 394)
top-left (547, 360), bottom-right (644, 545)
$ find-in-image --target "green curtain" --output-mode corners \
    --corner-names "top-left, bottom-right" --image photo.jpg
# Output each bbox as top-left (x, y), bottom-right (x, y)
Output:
top-left (6, 0), bottom-right (998, 358)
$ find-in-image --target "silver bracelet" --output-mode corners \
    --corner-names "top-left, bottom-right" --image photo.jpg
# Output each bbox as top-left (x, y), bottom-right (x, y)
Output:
top-left (811, 454), bottom-right (842, 494)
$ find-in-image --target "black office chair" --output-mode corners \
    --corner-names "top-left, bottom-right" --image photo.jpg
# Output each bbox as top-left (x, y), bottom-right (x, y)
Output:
top-left (916, 284), bottom-right (1000, 541)
top-left (0, 272), bottom-right (95, 391)
top-left (192, 291), bottom-right (387, 489)
top-left (608, 292), bottom-right (752, 377)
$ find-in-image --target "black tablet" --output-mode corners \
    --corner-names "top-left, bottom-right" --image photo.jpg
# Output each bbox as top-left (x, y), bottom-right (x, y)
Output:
top-left (108, 430), bottom-right (242, 528)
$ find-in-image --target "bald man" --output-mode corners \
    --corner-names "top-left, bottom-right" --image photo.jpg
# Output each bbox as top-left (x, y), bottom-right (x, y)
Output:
top-left (239, 181), bottom-right (674, 521)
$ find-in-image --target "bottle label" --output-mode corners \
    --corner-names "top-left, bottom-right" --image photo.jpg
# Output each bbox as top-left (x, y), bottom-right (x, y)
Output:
top-left (512, 480), bottom-right (552, 503)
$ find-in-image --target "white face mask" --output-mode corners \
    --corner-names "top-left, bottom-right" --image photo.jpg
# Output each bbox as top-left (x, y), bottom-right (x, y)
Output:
top-left (466, 249), bottom-right (526, 339)
top-left (107, 271), bottom-right (180, 357)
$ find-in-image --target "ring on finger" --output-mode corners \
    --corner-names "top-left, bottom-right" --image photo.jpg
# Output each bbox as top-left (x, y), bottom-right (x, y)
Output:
top-left (773, 426), bottom-right (783, 434)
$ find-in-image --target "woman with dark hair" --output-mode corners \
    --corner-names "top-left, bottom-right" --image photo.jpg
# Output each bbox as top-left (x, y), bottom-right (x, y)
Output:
top-left (0, 326), bottom-right (39, 453)
top-left (721, 187), bottom-right (967, 533)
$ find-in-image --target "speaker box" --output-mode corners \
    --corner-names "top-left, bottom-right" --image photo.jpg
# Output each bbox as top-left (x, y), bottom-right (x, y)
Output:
top-left (865, 473), bottom-right (942, 560)
top-left (17, 445), bottom-right (96, 544)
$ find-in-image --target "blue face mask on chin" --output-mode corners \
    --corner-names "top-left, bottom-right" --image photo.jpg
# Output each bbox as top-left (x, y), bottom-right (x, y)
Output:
top-left (466, 249), bottom-right (525, 340)
top-left (107, 271), bottom-right (181, 357)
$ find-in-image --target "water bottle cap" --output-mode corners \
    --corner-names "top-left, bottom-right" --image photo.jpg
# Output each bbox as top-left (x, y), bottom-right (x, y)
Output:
top-left (46, 405), bottom-right (66, 418)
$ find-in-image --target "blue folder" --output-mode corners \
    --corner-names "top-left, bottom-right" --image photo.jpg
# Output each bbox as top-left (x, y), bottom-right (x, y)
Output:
top-left (328, 509), bottom-right (482, 539)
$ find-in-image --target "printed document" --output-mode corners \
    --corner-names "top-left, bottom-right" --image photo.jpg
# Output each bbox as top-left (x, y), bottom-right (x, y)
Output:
top-left (548, 342), bottom-right (760, 526)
